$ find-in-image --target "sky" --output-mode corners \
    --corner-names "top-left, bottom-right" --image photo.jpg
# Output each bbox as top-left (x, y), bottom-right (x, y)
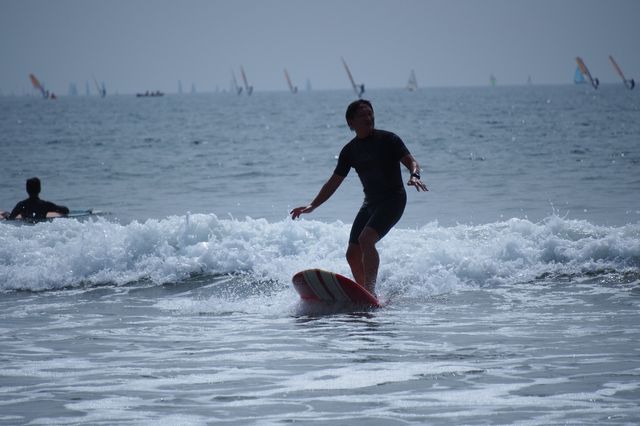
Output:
top-left (1, 0), bottom-right (639, 95)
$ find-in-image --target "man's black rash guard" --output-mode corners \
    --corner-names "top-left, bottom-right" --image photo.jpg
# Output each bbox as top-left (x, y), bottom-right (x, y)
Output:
top-left (333, 129), bottom-right (410, 204)
top-left (9, 197), bottom-right (69, 221)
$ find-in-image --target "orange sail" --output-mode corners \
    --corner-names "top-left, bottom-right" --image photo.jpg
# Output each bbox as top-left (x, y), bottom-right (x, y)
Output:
top-left (609, 55), bottom-right (635, 90)
top-left (575, 57), bottom-right (599, 89)
top-left (29, 73), bottom-right (47, 97)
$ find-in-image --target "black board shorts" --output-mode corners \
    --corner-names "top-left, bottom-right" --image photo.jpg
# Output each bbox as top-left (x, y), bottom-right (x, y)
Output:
top-left (349, 193), bottom-right (407, 245)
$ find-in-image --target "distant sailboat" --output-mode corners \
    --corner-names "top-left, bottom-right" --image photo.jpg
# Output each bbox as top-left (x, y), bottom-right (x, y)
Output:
top-left (68, 83), bottom-right (78, 96)
top-left (489, 74), bottom-right (497, 87)
top-left (406, 70), bottom-right (418, 91)
top-left (341, 57), bottom-right (364, 98)
top-left (29, 74), bottom-right (55, 99)
top-left (240, 66), bottom-right (253, 96)
top-left (575, 57), bottom-right (599, 89)
top-left (93, 76), bottom-right (106, 97)
top-left (29, 74), bottom-right (46, 98)
top-left (178, 80), bottom-right (183, 95)
top-left (284, 69), bottom-right (298, 94)
top-left (306, 79), bottom-right (312, 92)
top-left (608, 55), bottom-right (635, 90)
top-left (231, 71), bottom-right (243, 95)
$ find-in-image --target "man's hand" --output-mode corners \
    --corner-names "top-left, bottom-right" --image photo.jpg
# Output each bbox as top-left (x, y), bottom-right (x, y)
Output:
top-left (290, 205), bottom-right (315, 220)
top-left (408, 176), bottom-right (428, 192)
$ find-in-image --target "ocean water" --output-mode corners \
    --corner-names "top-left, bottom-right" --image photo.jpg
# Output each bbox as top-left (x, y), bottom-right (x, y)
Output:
top-left (1, 86), bottom-right (639, 425)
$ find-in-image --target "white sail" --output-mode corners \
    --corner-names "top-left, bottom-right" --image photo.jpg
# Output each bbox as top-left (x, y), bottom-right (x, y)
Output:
top-left (406, 70), bottom-right (418, 91)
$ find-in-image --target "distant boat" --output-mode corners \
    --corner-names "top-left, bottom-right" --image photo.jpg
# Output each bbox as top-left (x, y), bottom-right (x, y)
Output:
top-left (608, 55), bottom-right (635, 90)
top-left (575, 57), bottom-right (599, 89)
top-left (489, 74), bottom-right (497, 87)
top-left (231, 71), bottom-right (243, 95)
top-left (93, 76), bottom-right (106, 97)
top-left (136, 90), bottom-right (164, 97)
top-left (341, 57), bottom-right (364, 98)
top-left (29, 73), bottom-right (55, 99)
top-left (406, 69), bottom-right (418, 91)
top-left (178, 80), bottom-right (183, 95)
top-left (68, 83), bottom-right (78, 96)
top-left (240, 66), bottom-right (253, 96)
top-left (284, 68), bottom-right (298, 94)
top-left (306, 78), bottom-right (312, 92)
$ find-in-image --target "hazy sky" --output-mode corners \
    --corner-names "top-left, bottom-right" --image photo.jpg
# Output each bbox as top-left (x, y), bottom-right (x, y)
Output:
top-left (1, 0), bottom-right (638, 94)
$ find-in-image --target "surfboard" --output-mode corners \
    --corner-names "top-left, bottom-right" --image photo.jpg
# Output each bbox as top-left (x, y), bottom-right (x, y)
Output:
top-left (1, 209), bottom-right (102, 223)
top-left (292, 269), bottom-right (381, 307)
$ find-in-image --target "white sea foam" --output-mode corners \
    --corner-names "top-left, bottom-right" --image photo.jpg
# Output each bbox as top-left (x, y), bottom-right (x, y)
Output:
top-left (0, 214), bottom-right (638, 293)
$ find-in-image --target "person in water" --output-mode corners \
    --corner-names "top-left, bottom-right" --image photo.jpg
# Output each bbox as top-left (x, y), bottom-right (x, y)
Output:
top-left (290, 100), bottom-right (428, 294)
top-left (7, 177), bottom-right (69, 221)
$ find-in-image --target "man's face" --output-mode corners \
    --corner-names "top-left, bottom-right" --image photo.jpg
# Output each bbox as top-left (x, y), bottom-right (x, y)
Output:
top-left (350, 104), bottom-right (374, 136)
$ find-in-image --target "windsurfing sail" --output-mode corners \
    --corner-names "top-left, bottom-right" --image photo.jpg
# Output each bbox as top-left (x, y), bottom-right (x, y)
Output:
top-left (29, 74), bottom-right (47, 98)
top-left (574, 66), bottom-right (586, 84)
top-left (406, 69), bottom-right (418, 91)
top-left (93, 76), bottom-right (106, 97)
top-left (284, 69), bottom-right (298, 93)
top-left (609, 55), bottom-right (635, 90)
top-left (240, 66), bottom-right (253, 96)
top-left (231, 71), bottom-right (242, 95)
top-left (489, 74), bottom-right (497, 87)
top-left (341, 57), bottom-right (364, 98)
top-left (68, 83), bottom-right (78, 96)
top-left (575, 57), bottom-right (599, 89)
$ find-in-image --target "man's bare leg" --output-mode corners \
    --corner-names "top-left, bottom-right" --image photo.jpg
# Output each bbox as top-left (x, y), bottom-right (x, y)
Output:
top-left (346, 243), bottom-right (365, 286)
top-left (358, 226), bottom-right (380, 294)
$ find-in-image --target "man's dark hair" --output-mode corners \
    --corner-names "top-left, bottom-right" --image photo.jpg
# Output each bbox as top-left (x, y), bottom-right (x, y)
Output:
top-left (345, 99), bottom-right (373, 124)
top-left (26, 177), bottom-right (41, 197)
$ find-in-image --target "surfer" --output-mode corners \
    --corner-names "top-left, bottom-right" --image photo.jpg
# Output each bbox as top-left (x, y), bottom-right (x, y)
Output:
top-left (290, 99), bottom-right (428, 294)
top-left (7, 177), bottom-right (69, 222)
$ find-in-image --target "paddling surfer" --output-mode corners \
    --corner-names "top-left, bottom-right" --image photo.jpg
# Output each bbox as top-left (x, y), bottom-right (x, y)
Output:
top-left (7, 177), bottom-right (69, 222)
top-left (290, 100), bottom-right (428, 294)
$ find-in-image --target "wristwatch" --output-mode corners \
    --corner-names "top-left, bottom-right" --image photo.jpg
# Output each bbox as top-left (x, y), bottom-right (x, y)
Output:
top-left (411, 172), bottom-right (421, 179)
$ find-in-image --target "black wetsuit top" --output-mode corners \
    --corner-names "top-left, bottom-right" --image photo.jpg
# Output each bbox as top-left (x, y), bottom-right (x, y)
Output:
top-left (334, 129), bottom-right (410, 204)
top-left (8, 197), bottom-right (69, 222)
